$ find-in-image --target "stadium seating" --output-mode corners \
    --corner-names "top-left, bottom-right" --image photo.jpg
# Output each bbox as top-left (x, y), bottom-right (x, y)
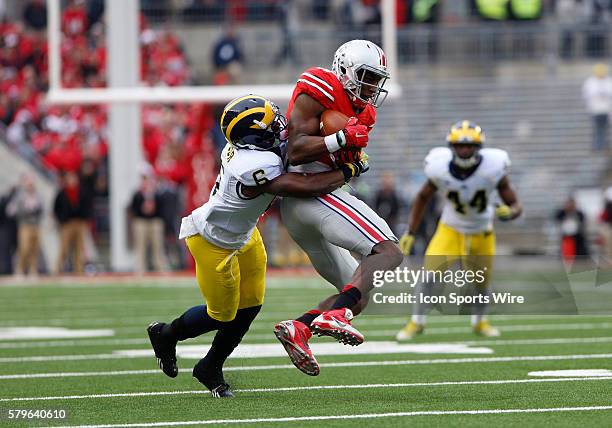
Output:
top-left (367, 74), bottom-right (609, 241)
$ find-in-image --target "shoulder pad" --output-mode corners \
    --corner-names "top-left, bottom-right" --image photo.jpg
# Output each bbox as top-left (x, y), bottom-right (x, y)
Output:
top-left (480, 148), bottom-right (510, 182)
top-left (424, 147), bottom-right (452, 179)
top-left (296, 67), bottom-right (340, 109)
top-left (305, 67), bottom-right (336, 82)
top-left (227, 149), bottom-right (284, 186)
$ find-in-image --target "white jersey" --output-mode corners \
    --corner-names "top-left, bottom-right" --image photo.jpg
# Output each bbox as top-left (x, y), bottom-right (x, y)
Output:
top-left (179, 144), bottom-right (285, 249)
top-left (425, 147), bottom-right (510, 234)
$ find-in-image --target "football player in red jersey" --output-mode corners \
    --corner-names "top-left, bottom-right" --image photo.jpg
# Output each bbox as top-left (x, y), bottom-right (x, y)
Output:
top-left (274, 40), bottom-right (404, 376)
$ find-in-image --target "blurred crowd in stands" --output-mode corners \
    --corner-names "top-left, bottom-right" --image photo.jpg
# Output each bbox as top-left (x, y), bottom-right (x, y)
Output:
top-left (134, 0), bottom-right (608, 26)
top-left (2, 0), bottom-right (195, 171)
top-left (0, 0), bottom-right (612, 276)
top-left (555, 188), bottom-right (612, 262)
top-left (0, 0), bottom-right (217, 275)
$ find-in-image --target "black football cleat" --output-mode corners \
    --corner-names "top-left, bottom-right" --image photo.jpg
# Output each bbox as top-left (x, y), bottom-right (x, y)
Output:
top-left (147, 322), bottom-right (178, 378)
top-left (210, 383), bottom-right (234, 398)
top-left (193, 359), bottom-right (234, 398)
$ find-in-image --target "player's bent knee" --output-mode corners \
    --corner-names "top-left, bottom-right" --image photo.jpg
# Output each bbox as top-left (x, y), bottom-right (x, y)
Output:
top-left (207, 308), bottom-right (238, 323)
top-left (238, 294), bottom-right (264, 310)
top-left (216, 313), bottom-right (237, 322)
top-left (372, 240), bottom-right (404, 266)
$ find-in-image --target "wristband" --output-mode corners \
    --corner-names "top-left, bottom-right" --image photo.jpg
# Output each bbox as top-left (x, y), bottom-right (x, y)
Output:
top-left (324, 132), bottom-right (345, 153)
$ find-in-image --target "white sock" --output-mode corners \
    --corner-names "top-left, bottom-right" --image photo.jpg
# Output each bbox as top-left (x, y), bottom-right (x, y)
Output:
top-left (471, 314), bottom-right (484, 326)
top-left (411, 314), bottom-right (426, 325)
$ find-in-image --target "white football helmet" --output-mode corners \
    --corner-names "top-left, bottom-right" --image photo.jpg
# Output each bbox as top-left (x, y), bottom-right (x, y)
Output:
top-left (332, 40), bottom-right (390, 108)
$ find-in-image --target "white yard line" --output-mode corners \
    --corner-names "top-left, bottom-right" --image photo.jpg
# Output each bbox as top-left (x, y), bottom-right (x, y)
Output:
top-left (2, 321), bottom-right (612, 349)
top-left (0, 311), bottom-right (350, 327)
top-left (0, 369), bottom-right (164, 380)
top-left (0, 338), bottom-right (149, 349)
top-left (4, 333), bottom-right (612, 351)
top-left (1, 353), bottom-right (612, 376)
top-left (3, 314), bottom-right (609, 329)
top-left (0, 354), bottom-right (127, 362)
top-left (92, 321), bottom-right (612, 337)
top-left (38, 405), bottom-right (612, 428)
top-left (3, 377), bottom-right (612, 403)
top-left (363, 322), bottom-right (612, 336)
top-left (0, 328), bottom-right (114, 341)
top-left (459, 336), bottom-right (612, 346)
top-left (0, 342), bottom-right (496, 363)
top-left (529, 369), bottom-right (612, 377)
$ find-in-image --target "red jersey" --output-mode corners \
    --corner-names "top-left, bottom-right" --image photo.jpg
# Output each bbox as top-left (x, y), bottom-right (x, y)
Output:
top-left (286, 67), bottom-right (376, 172)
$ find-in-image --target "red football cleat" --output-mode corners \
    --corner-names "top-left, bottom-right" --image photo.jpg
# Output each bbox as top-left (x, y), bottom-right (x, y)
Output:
top-left (273, 320), bottom-right (320, 376)
top-left (311, 308), bottom-right (364, 346)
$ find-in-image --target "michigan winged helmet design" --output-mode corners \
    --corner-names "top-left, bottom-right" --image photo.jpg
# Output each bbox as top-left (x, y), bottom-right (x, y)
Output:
top-left (220, 94), bottom-right (287, 151)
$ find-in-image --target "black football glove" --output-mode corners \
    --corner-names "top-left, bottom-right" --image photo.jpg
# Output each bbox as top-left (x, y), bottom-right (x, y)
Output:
top-left (340, 159), bottom-right (370, 182)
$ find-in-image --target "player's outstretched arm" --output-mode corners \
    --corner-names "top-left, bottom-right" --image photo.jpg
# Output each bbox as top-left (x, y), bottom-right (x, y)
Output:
top-left (496, 176), bottom-right (522, 221)
top-left (262, 161), bottom-right (368, 197)
top-left (288, 94), bottom-right (368, 166)
top-left (240, 161), bottom-right (368, 199)
top-left (399, 180), bottom-right (437, 255)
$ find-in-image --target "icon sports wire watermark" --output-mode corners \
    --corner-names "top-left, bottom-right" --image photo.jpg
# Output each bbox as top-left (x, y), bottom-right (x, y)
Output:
top-left (364, 255), bottom-right (612, 315)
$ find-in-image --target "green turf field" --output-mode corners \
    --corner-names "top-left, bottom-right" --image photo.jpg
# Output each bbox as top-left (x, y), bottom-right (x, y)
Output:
top-left (1, 275), bottom-right (611, 427)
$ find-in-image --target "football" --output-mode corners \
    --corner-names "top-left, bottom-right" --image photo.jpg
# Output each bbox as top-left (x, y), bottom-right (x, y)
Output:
top-left (320, 110), bottom-right (361, 166)
top-left (320, 110), bottom-right (349, 136)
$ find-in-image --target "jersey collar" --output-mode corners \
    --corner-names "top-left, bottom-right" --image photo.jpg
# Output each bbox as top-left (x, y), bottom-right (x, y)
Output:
top-left (449, 157), bottom-right (482, 181)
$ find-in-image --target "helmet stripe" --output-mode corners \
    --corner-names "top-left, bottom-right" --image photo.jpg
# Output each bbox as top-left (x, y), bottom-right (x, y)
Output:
top-left (253, 102), bottom-right (276, 130)
top-left (374, 44), bottom-right (387, 68)
top-left (220, 94), bottom-right (267, 135)
top-left (224, 107), bottom-right (266, 142)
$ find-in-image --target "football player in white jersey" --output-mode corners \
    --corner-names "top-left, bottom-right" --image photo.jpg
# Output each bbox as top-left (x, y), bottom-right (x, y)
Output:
top-left (146, 95), bottom-right (369, 398)
top-left (396, 121), bottom-right (522, 340)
